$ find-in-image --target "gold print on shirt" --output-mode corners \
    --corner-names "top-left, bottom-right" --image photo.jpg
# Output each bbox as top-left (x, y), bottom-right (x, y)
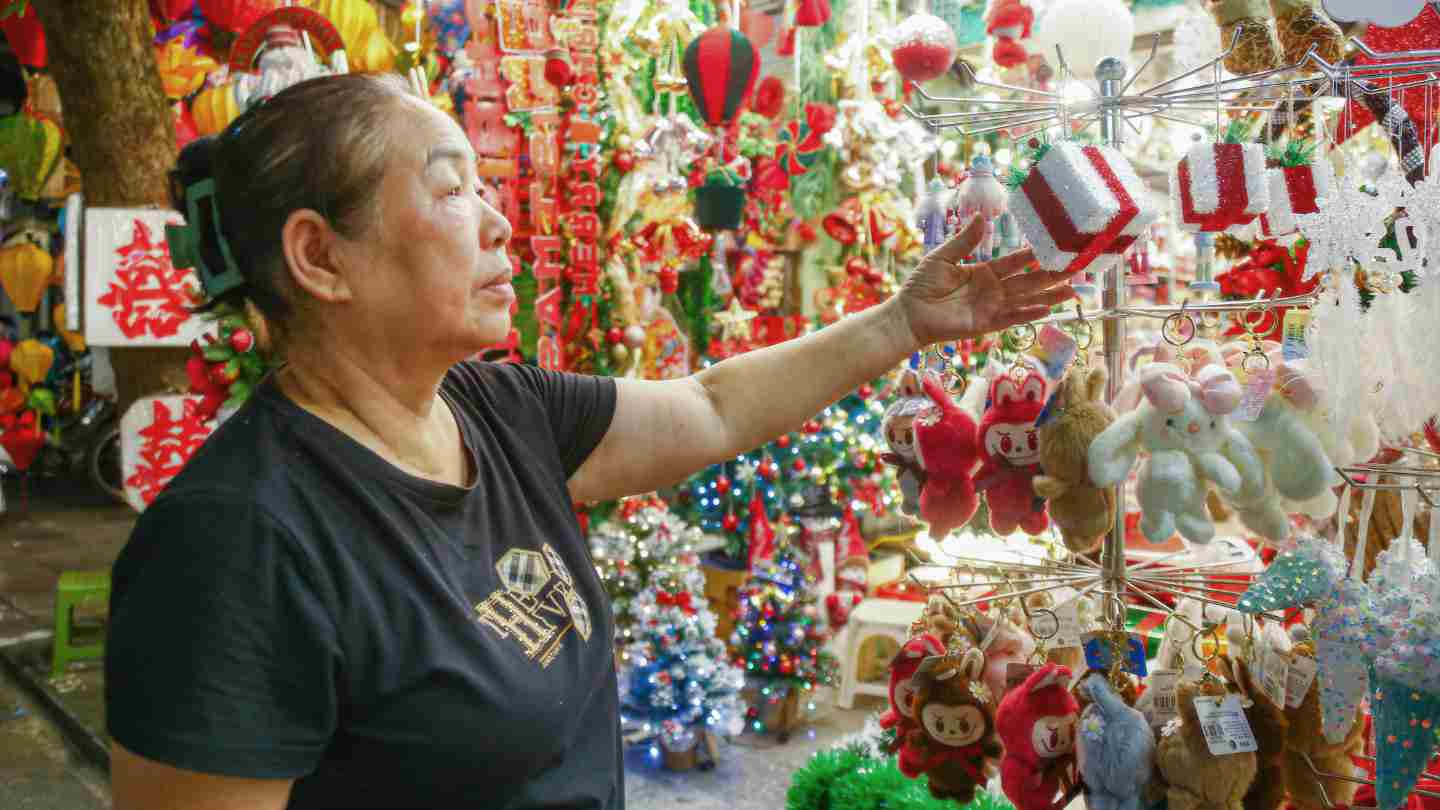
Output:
top-left (475, 544), bottom-right (591, 668)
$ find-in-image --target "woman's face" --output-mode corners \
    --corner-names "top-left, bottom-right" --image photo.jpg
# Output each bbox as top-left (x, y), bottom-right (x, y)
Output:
top-left (338, 99), bottom-right (514, 362)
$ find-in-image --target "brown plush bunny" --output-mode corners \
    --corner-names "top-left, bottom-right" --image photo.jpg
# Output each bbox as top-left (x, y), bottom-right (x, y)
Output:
top-left (1281, 630), bottom-right (1365, 810)
top-left (1033, 366), bottom-right (1116, 555)
top-left (1221, 655), bottom-right (1289, 810)
top-left (1156, 675), bottom-right (1258, 810)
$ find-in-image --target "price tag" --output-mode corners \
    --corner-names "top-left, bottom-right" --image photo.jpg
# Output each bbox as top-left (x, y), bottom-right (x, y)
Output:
top-left (1236, 366), bottom-right (1275, 422)
top-left (1281, 310), bottom-right (1311, 361)
top-left (1147, 669), bottom-right (1181, 728)
top-left (1285, 655), bottom-right (1318, 709)
top-left (1051, 603), bottom-right (1084, 650)
top-left (1192, 694), bottom-right (1259, 755)
top-left (1082, 632), bottom-right (1148, 677)
top-left (1007, 662), bottom-right (1041, 693)
top-left (1033, 324), bottom-right (1078, 381)
top-left (1257, 643), bottom-right (1289, 709)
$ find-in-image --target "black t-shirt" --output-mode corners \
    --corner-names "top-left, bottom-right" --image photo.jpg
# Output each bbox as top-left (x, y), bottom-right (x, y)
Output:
top-left (106, 361), bottom-right (620, 809)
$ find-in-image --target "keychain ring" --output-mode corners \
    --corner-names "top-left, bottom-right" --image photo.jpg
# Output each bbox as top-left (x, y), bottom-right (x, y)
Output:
top-left (1241, 304), bottom-right (1276, 336)
top-left (1028, 608), bottom-right (1060, 641)
top-left (1242, 351), bottom-right (1271, 373)
top-left (1007, 323), bottom-right (1037, 352)
top-left (1192, 624), bottom-right (1223, 663)
top-left (1163, 312), bottom-right (1196, 346)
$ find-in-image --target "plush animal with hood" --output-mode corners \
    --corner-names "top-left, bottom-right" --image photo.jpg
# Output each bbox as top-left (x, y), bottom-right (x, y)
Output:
top-left (997, 664), bottom-right (1080, 810)
top-left (1034, 365), bottom-right (1116, 554)
top-left (910, 374), bottom-right (983, 537)
top-left (1281, 627), bottom-right (1365, 810)
top-left (882, 395), bottom-right (935, 517)
top-left (958, 608), bottom-right (1037, 704)
top-left (903, 647), bottom-right (1003, 803)
top-left (1155, 674), bottom-right (1258, 810)
top-left (977, 364), bottom-right (1050, 536)
top-left (883, 633), bottom-right (947, 748)
top-left (1089, 362), bottom-right (1262, 545)
top-left (1076, 672), bottom-right (1156, 810)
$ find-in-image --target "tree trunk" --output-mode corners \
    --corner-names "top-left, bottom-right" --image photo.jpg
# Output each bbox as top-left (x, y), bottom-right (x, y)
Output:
top-left (34, 0), bottom-right (187, 411)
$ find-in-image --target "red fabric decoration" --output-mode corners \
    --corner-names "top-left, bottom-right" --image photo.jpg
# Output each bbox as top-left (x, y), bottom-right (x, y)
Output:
top-left (185, 339), bottom-right (230, 422)
top-left (777, 27), bottom-right (796, 57)
top-left (151, 0), bottom-right (197, 21)
top-left (1337, 6), bottom-right (1440, 146)
top-left (794, 0), bottom-right (831, 27)
top-left (1216, 241), bottom-right (1318, 342)
top-left (1022, 145), bottom-right (1142, 273)
top-left (804, 102), bottom-right (837, 134)
top-left (543, 50), bottom-right (573, 87)
top-left (746, 492), bottom-right (776, 573)
top-left (0, 4), bottom-right (46, 68)
top-left (654, 589), bottom-right (696, 615)
top-left (196, 0), bottom-right (275, 34)
top-left (752, 76), bottom-right (785, 119)
top-left (0, 410), bottom-right (44, 471)
top-left (174, 103), bottom-right (200, 150)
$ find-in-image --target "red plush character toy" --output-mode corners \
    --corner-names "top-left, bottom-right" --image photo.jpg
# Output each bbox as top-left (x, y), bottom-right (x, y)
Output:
top-left (884, 632), bottom-right (946, 755)
top-left (985, 0), bottom-right (1034, 70)
top-left (913, 373), bottom-right (982, 537)
top-left (976, 363), bottom-right (1050, 536)
top-left (996, 664), bottom-right (1080, 810)
top-left (825, 507), bottom-right (869, 628)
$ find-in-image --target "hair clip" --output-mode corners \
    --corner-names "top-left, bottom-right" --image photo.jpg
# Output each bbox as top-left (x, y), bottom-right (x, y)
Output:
top-left (166, 178), bottom-right (246, 300)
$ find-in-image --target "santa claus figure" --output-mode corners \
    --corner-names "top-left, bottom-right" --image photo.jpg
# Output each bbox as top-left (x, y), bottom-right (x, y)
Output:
top-left (825, 507), bottom-right (870, 628)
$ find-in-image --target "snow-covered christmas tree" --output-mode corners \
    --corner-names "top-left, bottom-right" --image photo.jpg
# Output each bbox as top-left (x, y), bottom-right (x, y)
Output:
top-left (589, 497), bottom-right (706, 649)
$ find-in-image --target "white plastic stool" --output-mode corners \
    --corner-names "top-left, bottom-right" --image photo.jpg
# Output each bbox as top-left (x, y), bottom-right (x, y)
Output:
top-left (836, 598), bottom-right (925, 709)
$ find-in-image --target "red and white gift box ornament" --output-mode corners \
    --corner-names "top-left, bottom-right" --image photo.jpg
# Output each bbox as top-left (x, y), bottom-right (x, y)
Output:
top-left (1258, 159), bottom-right (1333, 238)
top-left (1170, 142), bottom-right (1269, 233)
top-left (1008, 142), bottom-right (1158, 274)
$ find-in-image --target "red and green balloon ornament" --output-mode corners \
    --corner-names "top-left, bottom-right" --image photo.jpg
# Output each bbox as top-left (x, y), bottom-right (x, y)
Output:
top-left (682, 26), bottom-right (762, 127)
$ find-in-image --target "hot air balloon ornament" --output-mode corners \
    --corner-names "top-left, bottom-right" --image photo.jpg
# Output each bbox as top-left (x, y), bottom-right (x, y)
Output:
top-left (682, 26), bottom-right (761, 128)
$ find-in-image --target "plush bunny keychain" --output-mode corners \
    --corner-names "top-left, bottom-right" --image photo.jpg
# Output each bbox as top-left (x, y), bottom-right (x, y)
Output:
top-left (1033, 365), bottom-right (1116, 554)
top-left (1088, 362), bottom-right (1263, 544)
top-left (996, 664), bottom-right (1080, 810)
top-left (976, 361), bottom-right (1051, 536)
top-left (912, 373), bottom-right (984, 537)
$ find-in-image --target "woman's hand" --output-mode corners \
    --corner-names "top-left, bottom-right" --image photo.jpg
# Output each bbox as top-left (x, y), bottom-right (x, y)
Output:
top-left (896, 215), bottom-right (1077, 348)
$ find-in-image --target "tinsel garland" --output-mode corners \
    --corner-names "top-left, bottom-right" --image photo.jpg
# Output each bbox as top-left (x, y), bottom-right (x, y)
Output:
top-left (785, 745), bottom-right (1017, 810)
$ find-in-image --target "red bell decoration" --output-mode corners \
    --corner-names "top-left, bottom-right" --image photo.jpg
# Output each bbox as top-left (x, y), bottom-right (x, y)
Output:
top-left (0, 4), bottom-right (46, 68)
top-left (683, 26), bottom-right (761, 127)
top-left (543, 47), bottom-right (573, 88)
top-left (776, 26), bottom-right (796, 57)
top-left (752, 75), bottom-right (785, 119)
top-left (890, 13), bottom-right (958, 84)
top-left (794, 0), bottom-right (831, 27)
top-left (196, 0), bottom-right (275, 33)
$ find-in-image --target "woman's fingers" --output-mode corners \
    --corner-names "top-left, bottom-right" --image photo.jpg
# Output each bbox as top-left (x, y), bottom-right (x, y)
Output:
top-left (986, 248), bottom-right (1038, 280)
top-left (1020, 284), bottom-right (1079, 308)
top-left (924, 216), bottom-right (985, 265)
top-left (1000, 266), bottom-right (1078, 297)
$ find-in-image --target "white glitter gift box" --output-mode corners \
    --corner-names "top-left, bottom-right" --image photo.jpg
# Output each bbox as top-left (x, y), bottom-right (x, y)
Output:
top-left (1258, 159), bottom-right (1333, 237)
top-left (1008, 142), bottom-right (1158, 274)
top-left (1170, 141), bottom-right (1269, 233)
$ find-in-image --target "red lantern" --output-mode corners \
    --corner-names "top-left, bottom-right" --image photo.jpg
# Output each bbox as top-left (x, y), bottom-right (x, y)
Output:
top-left (795, 0), bottom-right (831, 27)
top-left (0, 4), bottom-right (46, 68)
top-left (196, 0), bottom-right (275, 33)
top-left (752, 75), bottom-right (785, 119)
top-left (891, 13), bottom-right (958, 84)
top-left (683, 26), bottom-right (761, 127)
top-left (543, 48), bottom-right (573, 87)
top-left (0, 411), bottom-right (44, 471)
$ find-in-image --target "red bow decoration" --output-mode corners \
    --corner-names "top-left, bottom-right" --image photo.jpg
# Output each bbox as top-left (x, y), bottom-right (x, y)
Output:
top-left (632, 218), bottom-right (711, 267)
top-left (804, 102), bottom-right (837, 135)
top-left (655, 589), bottom-right (696, 615)
top-left (0, 409), bottom-right (44, 471)
top-left (1216, 240), bottom-right (1318, 341)
top-left (752, 76), bottom-right (785, 119)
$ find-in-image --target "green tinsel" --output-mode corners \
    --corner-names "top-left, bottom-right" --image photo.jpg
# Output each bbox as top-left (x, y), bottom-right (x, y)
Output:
top-left (1004, 139), bottom-right (1053, 190)
top-left (1213, 117), bottom-right (1257, 145)
top-left (786, 748), bottom-right (1016, 810)
top-left (511, 267), bottom-right (539, 359)
top-left (679, 256), bottom-right (715, 354)
top-left (791, 149), bottom-right (840, 222)
top-left (1265, 138), bottom-right (1317, 167)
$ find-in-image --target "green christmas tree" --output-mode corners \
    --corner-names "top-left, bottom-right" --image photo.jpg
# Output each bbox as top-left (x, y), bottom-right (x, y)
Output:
top-left (588, 497), bottom-right (706, 649)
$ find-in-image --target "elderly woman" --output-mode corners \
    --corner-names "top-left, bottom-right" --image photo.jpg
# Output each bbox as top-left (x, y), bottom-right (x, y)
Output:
top-left (106, 73), bottom-right (1074, 810)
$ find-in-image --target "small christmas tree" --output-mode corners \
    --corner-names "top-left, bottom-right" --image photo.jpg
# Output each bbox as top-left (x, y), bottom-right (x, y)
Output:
top-left (730, 500), bottom-right (838, 738)
top-left (619, 585), bottom-right (747, 764)
top-left (588, 497), bottom-right (706, 650)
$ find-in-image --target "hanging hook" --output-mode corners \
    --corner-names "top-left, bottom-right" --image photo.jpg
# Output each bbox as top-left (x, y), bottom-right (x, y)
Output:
top-left (1163, 300), bottom-right (1196, 347)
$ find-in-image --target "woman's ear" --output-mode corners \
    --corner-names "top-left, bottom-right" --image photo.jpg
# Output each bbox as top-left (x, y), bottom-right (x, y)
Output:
top-left (281, 209), bottom-right (352, 304)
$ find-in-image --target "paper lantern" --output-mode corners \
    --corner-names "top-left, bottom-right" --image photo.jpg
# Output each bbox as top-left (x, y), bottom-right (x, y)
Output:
top-left (10, 338), bottom-right (53, 388)
top-left (0, 410), bottom-right (43, 470)
top-left (354, 27), bottom-right (398, 72)
top-left (891, 13), bottom-right (957, 84)
top-left (682, 27), bottom-right (761, 127)
top-left (155, 38), bottom-right (219, 99)
top-left (52, 303), bottom-right (85, 354)
top-left (174, 103), bottom-right (201, 149)
top-left (190, 83), bottom-right (241, 136)
top-left (0, 4), bottom-right (46, 68)
top-left (0, 114), bottom-right (62, 201)
top-left (196, 0), bottom-right (275, 33)
top-left (1008, 142), bottom-right (1157, 274)
top-left (1032, 0), bottom-right (1133, 82)
top-left (426, 0), bottom-right (470, 56)
top-left (298, 0), bottom-right (379, 54)
top-left (0, 241), bottom-right (52, 312)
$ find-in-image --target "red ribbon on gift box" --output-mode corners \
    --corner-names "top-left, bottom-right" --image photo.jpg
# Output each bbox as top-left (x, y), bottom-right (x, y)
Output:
top-left (1022, 145), bottom-right (1140, 272)
top-left (1176, 144), bottom-right (1257, 232)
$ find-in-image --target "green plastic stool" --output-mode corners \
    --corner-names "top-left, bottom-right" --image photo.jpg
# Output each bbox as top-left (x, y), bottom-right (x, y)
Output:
top-left (51, 570), bottom-right (111, 678)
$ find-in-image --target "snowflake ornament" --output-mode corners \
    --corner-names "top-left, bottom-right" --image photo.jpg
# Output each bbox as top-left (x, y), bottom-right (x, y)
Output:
top-left (1296, 174), bottom-right (1392, 281)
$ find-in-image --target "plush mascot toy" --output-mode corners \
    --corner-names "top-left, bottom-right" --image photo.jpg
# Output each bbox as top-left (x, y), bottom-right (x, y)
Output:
top-left (884, 633), bottom-right (946, 749)
top-left (824, 508), bottom-right (869, 628)
top-left (912, 374), bottom-right (983, 537)
top-left (997, 664), bottom-right (1080, 810)
top-left (977, 364), bottom-right (1050, 536)
top-left (1076, 672), bottom-right (1156, 810)
top-left (903, 647), bottom-right (1003, 803)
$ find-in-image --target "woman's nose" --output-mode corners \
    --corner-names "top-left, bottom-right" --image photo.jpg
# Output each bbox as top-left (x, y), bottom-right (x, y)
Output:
top-left (1187, 423), bottom-right (1200, 434)
top-left (479, 199), bottom-right (512, 252)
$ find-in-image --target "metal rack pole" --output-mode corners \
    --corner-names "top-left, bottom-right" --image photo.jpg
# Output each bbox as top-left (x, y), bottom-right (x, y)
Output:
top-left (1097, 56), bottom-right (1129, 597)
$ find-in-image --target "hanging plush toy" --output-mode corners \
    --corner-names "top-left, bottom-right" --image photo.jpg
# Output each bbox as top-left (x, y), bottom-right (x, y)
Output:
top-left (1222, 637), bottom-right (1291, 810)
top-left (1076, 673), bottom-right (1157, 810)
top-left (1155, 675), bottom-right (1259, 810)
top-left (996, 664), bottom-right (1079, 810)
top-left (824, 507), bottom-right (869, 628)
top-left (904, 648), bottom-right (1003, 804)
top-left (985, 0), bottom-right (1035, 70)
top-left (884, 633), bottom-right (947, 750)
top-left (912, 373), bottom-right (983, 538)
top-left (1089, 362), bottom-right (1262, 545)
top-left (1279, 626), bottom-right (1365, 810)
top-left (1034, 365), bottom-right (1117, 555)
top-left (961, 609), bottom-right (1038, 704)
top-left (977, 363), bottom-right (1050, 536)
top-left (882, 394), bottom-right (935, 518)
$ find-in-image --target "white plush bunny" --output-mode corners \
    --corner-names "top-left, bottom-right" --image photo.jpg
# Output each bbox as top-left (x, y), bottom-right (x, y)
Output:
top-left (1088, 362), bottom-right (1262, 545)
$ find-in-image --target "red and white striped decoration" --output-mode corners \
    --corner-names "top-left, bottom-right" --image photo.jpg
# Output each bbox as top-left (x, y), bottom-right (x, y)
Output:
top-left (1008, 142), bottom-right (1157, 274)
top-left (1258, 160), bottom-right (1333, 237)
top-left (1170, 142), bottom-right (1269, 233)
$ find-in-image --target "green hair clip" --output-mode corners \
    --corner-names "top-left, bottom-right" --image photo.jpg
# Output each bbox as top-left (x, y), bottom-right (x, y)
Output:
top-left (165, 178), bottom-right (245, 300)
